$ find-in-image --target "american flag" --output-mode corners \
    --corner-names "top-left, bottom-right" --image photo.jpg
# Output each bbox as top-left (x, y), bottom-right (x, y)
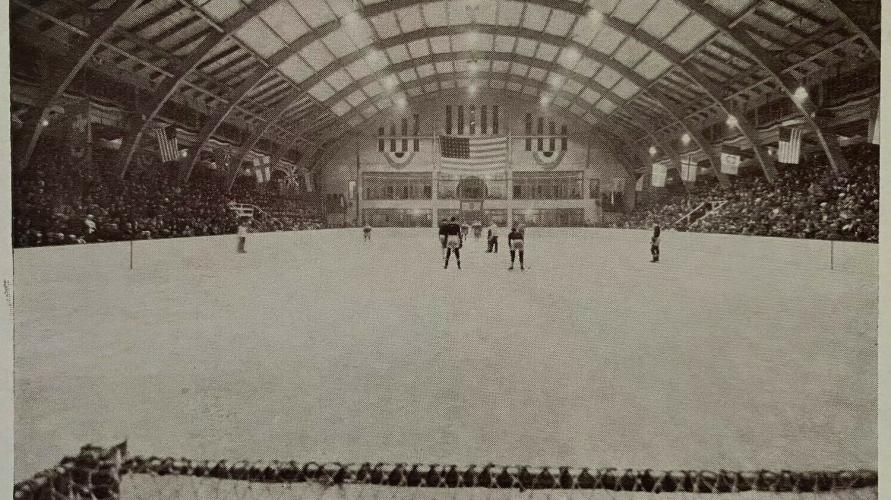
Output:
top-left (154, 125), bottom-right (179, 163)
top-left (777, 126), bottom-right (802, 164)
top-left (439, 135), bottom-right (507, 172)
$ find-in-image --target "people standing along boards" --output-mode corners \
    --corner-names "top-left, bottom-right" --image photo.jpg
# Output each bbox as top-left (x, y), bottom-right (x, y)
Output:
top-left (508, 224), bottom-right (524, 270)
top-left (237, 217), bottom-right (250, 254)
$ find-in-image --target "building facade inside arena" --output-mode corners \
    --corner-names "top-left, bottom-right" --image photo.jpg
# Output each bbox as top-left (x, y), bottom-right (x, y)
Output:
top-left (318, 93), bottom-right (634, 227)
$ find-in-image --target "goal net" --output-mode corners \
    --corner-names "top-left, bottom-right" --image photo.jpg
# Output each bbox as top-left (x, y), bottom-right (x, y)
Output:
top-left (14, 444), bottom-right (878, 500)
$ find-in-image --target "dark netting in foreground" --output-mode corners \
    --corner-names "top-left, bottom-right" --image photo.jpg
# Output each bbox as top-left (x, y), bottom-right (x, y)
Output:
top-left (14, 443), bottom-right (879, 499)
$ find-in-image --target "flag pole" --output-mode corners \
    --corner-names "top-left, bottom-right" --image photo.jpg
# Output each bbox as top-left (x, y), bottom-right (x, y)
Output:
top-left (128, 169), bottom-right (134, 271)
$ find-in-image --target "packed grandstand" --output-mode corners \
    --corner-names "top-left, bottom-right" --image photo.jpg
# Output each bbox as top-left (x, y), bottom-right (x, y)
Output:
top-left (12, 137), bottom-right (878, 246)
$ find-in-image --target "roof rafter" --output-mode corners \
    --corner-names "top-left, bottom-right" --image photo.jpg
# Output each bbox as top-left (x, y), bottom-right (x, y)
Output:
top-left (179, 18), bottom-right (341, 183)
top-left (16, 0), bottom-right (143, 171)
top-left (116, 0), bottom-right (281, 177)
top-left (674, 0), bottom-right (849, 175)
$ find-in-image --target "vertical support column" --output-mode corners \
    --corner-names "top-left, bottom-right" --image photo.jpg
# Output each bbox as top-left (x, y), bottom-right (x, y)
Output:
top-left (506, 104), bottom-right (514, 228)
top-left (431, 112), bottom-right (438, 227)
top-left (582, 135), bottom-right (595, 225)
top-left (355, 152), bottom-right (361, 226)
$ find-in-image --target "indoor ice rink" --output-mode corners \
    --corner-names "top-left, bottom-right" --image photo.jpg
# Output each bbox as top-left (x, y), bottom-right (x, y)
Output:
top-left (14, 229), bottom-right (878, 481)
top-left (8, 0), bottom-right (881, 497)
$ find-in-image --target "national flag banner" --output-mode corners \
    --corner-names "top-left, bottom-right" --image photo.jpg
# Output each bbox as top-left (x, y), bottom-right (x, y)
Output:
top-left (635, 175), bottom-right (644, 192)
top-left (720, 145), bottom-right (740, 175)
top-left (215, 147), bottom-right (231, 172)
top-left (439, 135), bottom-right (507, 172)
top-left (154, 125), bottom-right (179, 162)
top-left (67, 99), bottom-right (92, 160)
top-left (651, 163), bottom-right (667, 187)
top-left (777, 126), bottom-right (802, 164)
top-left (680, 155), bottom-right (698, 182)
top-left (253, 157), bottom-right (266, 183)
top-left (870, 110), bottom-right (879, 145)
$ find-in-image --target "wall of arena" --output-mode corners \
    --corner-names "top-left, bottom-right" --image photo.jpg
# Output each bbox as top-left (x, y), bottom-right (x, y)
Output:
top-left (314, 90), bottom-right (637, 227)
top-left (11, 229), bottom-right (878, 277)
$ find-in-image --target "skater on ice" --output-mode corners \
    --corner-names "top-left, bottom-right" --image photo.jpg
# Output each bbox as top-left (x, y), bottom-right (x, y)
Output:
top-left (443, 216), bottom-right (463, 269)
top-left (438, 218), bottom-right (448, 257)
top-left (363, 222), bottom-right (372, 241)
top-left (651, 225), bottom-right (660, 263)
top-left (236, 217), bottom-right (250, 254)
top-left (508, 224), bottom-right (524, 270)
top-left (487, 222), bottom-right (499, 253)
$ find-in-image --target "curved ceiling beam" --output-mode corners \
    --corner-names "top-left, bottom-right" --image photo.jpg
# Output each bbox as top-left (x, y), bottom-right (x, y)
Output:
top-left (362, 0), bottom-right (587, 18)
top-left (645, 89), bottom-right (729, 187)
top-left (284, 15), bottom-right (762, 180)
top-left (284, 22), bottom-right (650, 117)
top-left (322, 50), bottom-right (627, 112)
top-left (180, 19), bottom-right (341, 183)
top-left (116, 0), bottom-right (280, 177)
top-left (17, 0), bottom-right (143, 171)
top-left (587, 8), bottom-right (776, 182)
top-left (673, 0), bottom-right (848, 175)
top-left (825, 0), bottom-right (879, 57)
top-left (333, 71), bottom-right (637, 138)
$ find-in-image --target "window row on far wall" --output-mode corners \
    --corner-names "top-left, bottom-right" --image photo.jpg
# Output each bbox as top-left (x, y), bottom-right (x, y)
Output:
top-left (361, 208), bottom-right (584, 227)
top-left (361, 172), bottom-right (590, 200)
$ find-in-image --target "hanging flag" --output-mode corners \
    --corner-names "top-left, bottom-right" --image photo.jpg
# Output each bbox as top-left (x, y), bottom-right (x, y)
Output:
top-left (680, 155), bottom-right (698, 182)
top-left (252, 156), bottom-right (272, 183)
top-left (635, 175), bottom-right (644, 192)
top-left (262, 156), bottom-right (271, 182)
top-left (67, 99), bottom-right (92, 161)
top-left (870, 110), bottom-right (879, 145)
top-left (651, 163), bottom-right (668, 187)
top-left (440, 135), bottom-right (508, 172)
top-left (720, 145), bottom-right (740, 175)
top-left (214, 147), bottom-right (231, 172)
top-left (777, 127), bottom-right (802, 164)
top-left (154, 125), bottom-right (179, 162)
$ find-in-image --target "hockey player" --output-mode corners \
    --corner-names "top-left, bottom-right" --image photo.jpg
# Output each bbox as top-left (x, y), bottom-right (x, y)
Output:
top-left (236, 217), bottom-right (250, 254)
top-left (444, 216), bottom-right (463, 269)
top-left (363, 222), bottom-right (372, 241)
top-left (651, 225), bottom-right (660, 263)
top-left (508, 224), bottom-right (524, 270)
top-left (438, 218), bottom-right (449, 257)
top-left (487, 222), bottom-right (500, 253)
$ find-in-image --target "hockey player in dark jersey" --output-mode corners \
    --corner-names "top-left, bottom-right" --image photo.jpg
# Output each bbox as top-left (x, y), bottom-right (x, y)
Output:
top-left (443, 217), bottom-right (463, 269)
top-left (651, 225), bottom-right (660, 263)
top-left (507, 225), bottom-right (524, 270)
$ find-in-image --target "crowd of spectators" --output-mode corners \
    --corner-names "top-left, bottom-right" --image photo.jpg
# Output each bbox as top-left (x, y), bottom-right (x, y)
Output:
top-left (13, 144), bottom-right (325, 248)
top-left (619, 143), bottom-right (879, 243)
top-left (12, 139), bottom-right (880, 247)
